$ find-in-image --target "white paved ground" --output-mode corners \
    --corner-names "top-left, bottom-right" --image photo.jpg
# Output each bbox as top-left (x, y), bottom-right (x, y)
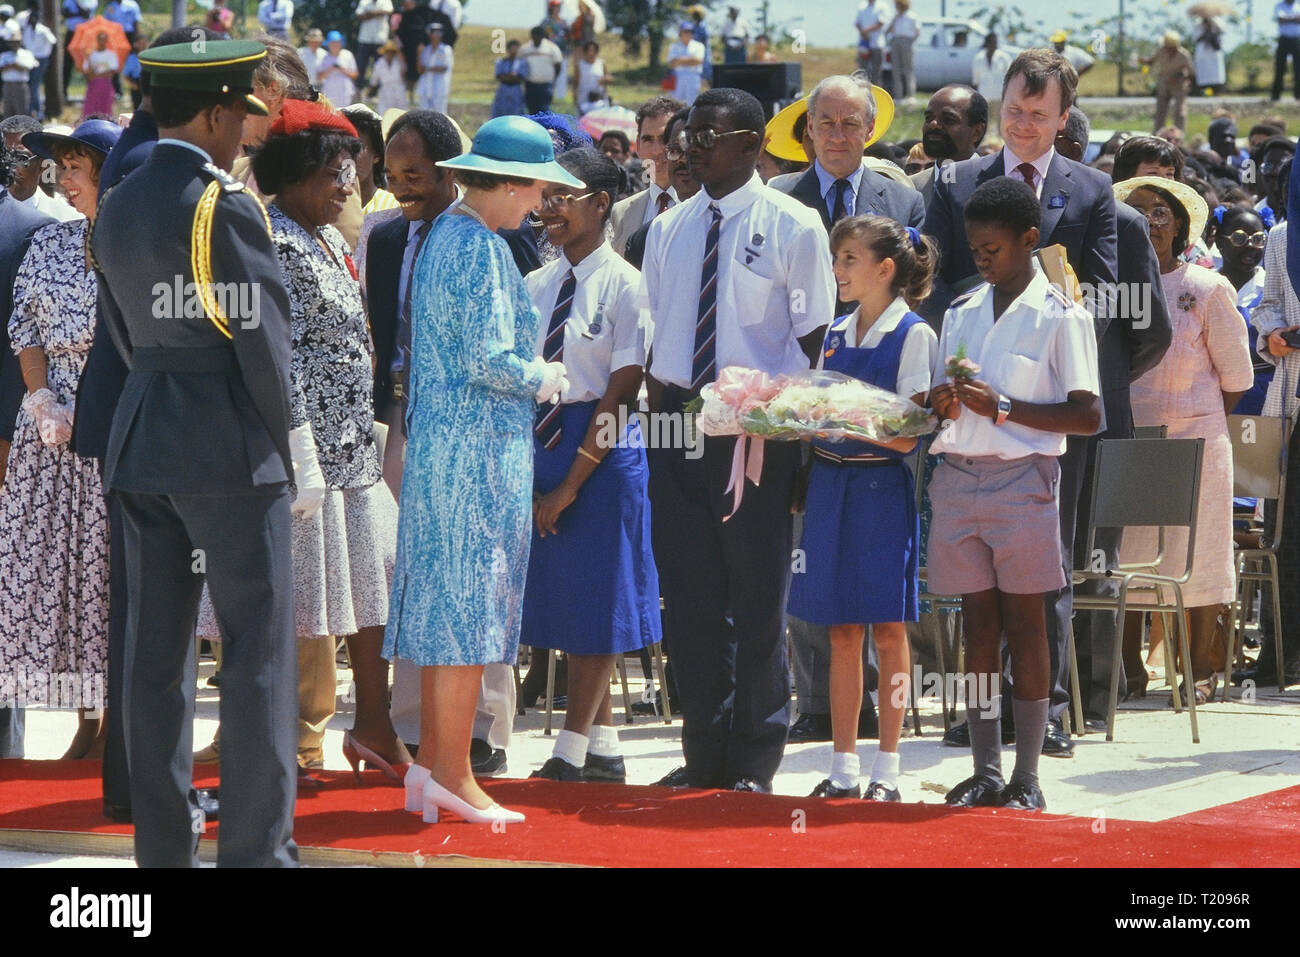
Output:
top-left (5, 650), bottom-right (1298, 867)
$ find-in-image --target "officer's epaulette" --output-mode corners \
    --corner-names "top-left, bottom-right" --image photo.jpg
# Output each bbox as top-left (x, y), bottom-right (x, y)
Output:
top-left (191, 166), bottom-right (271, 340)
top-left (949, 286), bottom-right (982, 309)
top-left (199, 161), bottom-right (244, 193)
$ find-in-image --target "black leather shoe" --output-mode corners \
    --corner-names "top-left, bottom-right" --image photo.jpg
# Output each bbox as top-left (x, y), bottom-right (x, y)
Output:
top-left (941, 721), bottom-right (1015, 747)
top-left (195, 788), bottom-right (219, 822)
top-left (103, 802), bottom-right (132, 823)
top-left (998, 779), bottom-right (1046, 811)
top-left (787, 713), bottom-right (833, 742)
top-left (944, 774), bottom-right (1004, 807)
top-left (1084, 717), bottom-right (1108, 733)
top-left (530, 756), bottom-right (583, 782)
top-left (731, 778), bottom-right (772, 794)
top-left (470, 737), bottom-right (508, 776)
top-left (809, 778), bottom-right (860, 798)
top-left (653, 766), bottom-right (695, 788)
top-left (1041, 721), bottom-right (1074, 757)
top-left (581, 752), bottom-right (626, 783)
top-left (857, 708), bottom-right (879, 740)
top-left (862, 781), bottom-right (901, 802)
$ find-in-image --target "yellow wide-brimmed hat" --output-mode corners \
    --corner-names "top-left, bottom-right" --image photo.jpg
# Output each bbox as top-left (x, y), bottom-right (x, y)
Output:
top-left (763, 86), bottom-right (895, 163)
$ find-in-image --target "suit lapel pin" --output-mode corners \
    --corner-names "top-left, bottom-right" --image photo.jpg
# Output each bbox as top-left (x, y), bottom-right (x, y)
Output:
top-left (1048, 193), bottom-right (1066, 209)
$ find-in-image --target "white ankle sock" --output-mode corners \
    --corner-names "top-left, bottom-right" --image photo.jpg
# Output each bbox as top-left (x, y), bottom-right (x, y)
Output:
top-left (553, 730), bottom-right (588, 768)
top-left (870, 750), bottom-right (901, 789)
top-left (829, 751), bottom-right (860, 790)
top-left (587, 724), bottom-right (621, 757)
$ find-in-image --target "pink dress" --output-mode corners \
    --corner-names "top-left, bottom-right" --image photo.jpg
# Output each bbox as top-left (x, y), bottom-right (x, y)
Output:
top-left (81, 49), bottom-right (119, 119)
top-left (1121, 263), bottom-right (1254, 607)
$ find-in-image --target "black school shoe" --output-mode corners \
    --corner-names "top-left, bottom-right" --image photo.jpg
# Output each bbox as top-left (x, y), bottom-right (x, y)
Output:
top-left (862, 781), bottom-right (901, 802)
top-left (998, 780), bottom-right (1046, 811)
top-left (944, 774), bottom-right (1005, 807)
top-left (530, 757), bottom-right (583, 782)
top-left (581, 753), bottom-right (626, 783)
top-left (941, 721), bottom-right (1017, 748)
top-left (1041, 721), bottom-right (1074, 757)
top-left (470, 737), bottom-right (508, 776)
top-left (809, 779), bottom-right (861, 798)
top-left (653, 766), bottom-right (695, 788)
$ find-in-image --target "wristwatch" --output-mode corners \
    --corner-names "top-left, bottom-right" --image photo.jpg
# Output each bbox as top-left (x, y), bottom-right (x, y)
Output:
top-left (994, 394), bottom-right (1012, 426)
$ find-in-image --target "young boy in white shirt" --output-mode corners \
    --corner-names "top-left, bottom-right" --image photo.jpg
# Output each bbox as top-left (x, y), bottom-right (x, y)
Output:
top-left (927, 177), bottom-right (1101, 812)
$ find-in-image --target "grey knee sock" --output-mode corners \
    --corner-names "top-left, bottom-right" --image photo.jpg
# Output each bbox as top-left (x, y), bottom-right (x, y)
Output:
top-left (967, 694), bottom-right (1003, 783)
top-left (1010, 697), bottom-right (1049, 789)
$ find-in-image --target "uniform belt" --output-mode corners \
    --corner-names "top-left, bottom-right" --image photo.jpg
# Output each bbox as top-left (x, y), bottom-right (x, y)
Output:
top-left (132, 346), bottom-right (237, 374)
top-left (812, 446), bottom-right (897, 467)
top-left (390, 368), bottom-right (408, 402)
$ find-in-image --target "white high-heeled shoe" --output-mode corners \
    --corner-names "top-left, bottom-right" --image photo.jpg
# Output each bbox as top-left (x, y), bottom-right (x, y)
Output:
top-left (404, 764), bottom-right (431, 813)
top-left (422, 778), bottom-right (525, 825)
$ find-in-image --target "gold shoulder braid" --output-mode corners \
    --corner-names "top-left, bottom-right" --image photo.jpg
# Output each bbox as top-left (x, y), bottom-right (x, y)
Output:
top-left (190, 171), bottom-right (272, 340)
top-left (86, 185), bottom-right (114, 273)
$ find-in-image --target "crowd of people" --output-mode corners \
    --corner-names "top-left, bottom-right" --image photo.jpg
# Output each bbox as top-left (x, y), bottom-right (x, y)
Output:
top-left (0, 6), bottom-right (1299, 867)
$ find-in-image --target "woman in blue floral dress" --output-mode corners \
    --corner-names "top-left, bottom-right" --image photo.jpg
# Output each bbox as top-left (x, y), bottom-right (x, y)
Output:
top-left (384, 116), bottom-right (583, 825)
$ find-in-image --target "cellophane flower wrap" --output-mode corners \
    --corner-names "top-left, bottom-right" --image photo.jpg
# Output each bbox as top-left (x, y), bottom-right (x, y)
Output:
top-left (694, 366), bottom-right (936, 443)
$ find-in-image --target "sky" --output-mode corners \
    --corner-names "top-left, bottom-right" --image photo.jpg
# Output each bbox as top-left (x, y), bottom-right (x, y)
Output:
top-left (462, 0), bottom-right (1272, 51)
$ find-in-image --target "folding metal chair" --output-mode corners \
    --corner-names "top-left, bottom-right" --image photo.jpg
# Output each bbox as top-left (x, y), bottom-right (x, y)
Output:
top-left (1071, 437), bottom-right (1206, 743)
top-left (542, 642), bottom-right (673, 734)
top-left (913, 447), bottom-right (961, 731)
top-left (1226, 413), bottom-right (1291, 693)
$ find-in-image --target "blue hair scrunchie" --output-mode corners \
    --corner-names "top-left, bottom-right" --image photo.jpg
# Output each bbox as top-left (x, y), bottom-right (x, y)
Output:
top-left (1212, 204), bottom-right (1227, 224)
top-left (905, 226), bottom-right (922, 249)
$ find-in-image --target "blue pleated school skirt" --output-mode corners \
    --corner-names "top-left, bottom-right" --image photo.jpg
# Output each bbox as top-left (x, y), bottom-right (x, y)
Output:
top-left (520, 400), bottom-right (662, 654)
top-left (786, 457), bottom-right (919, 626)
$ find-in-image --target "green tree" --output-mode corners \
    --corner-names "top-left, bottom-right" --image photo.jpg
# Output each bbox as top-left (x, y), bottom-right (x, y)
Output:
top-left (606, 0), bottom-right (718, 68)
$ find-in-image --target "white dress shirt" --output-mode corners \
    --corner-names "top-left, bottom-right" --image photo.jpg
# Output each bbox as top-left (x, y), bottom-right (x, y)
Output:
top-left (817, 297), bottom-right (938, 401)
top-left (639, 183), bottom-right (678, 226)
top-left (257, 0), bottom-right (292, 32)
top-left (855, 1), bottom-right (884, 49)
top-left (813, 159), bottom-right (866, 221)
top-left (356, 0), bottom-right (392, 45)
top-left (971, 47), bottom-right (1012, 101)
top-left (1000, 145), bottom-right (1055, 199)
top-left (429, 0), bottom-right (463, 30)
top-left (931, 266), bottom-right (1100, 459)
top-left (642, 172), bottom-right (835, 388)
top-left (527, 242), bottom-right (649, 403)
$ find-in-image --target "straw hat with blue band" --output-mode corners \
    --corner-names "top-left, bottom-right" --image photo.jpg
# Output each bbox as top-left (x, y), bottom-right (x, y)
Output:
top-left (1112, 175), bottom-right (1208, 254)
top-left (436, 115), bottom-right (585, 189)
top-left (764, 86), bottom-right (895, 163)
top-left (136, 39), bottom-right (270, 117)
top-left (23, 118), bottom-right (122, 160)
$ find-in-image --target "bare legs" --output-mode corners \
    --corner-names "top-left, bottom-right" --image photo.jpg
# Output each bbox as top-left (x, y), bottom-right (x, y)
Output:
top-left (562, 653), bottom-right (616, 737)
top-left (61, 709), bottom-right (107, 760)
top-left (418, 664), bottom-right (492, 810)
top-left (345, 624), bottom-right (411, 765)
top-left (828, 622), bottom-right (909, 755)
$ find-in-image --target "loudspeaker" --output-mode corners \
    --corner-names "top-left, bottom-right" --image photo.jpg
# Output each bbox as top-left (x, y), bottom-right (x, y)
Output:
top-left (710, 62), bottom-right (802, 113)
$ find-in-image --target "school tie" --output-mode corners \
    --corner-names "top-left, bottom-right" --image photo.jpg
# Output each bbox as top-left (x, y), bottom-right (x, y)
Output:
top-left (394, 220), bottom-right (434, 384)
top-left (535, 269), bottom-right (576, 450)
top-left (830, 178), bottom-right (852, 224)
top-left (1014, 161), bottom-right (1037, 191)
top-left (655, 190), bottom-right (673, 217)
top-left (691, 203), bottom-right (723, 393)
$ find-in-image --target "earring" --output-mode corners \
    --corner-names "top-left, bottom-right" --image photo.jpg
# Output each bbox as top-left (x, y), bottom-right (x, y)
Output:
top-left (508, 189), bottom-right (516, 196)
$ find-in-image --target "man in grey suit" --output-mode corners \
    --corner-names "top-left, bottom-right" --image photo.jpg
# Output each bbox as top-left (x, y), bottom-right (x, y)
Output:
top-left (911, 84), bottom-right (987, 206)
top-left (0, 142), bottom-right (53, 758)
top-left (767, 73), bottom-right (922, 743)
top-left (923, 50), bottom-right (1121, 756)
top-left (92, 40), bottom-right (299, 867)
top-left (609, 94), bottom-right (685, 258)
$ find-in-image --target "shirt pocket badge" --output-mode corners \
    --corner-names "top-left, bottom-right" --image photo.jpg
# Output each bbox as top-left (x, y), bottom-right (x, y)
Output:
top-left (730, 252), bottom-right (776, 326)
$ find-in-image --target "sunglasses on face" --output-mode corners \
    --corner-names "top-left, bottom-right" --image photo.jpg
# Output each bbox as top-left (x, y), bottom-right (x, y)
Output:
top-left (675, 128), bottom-right (757, 151)
top-left (324, 159), bottom-right (357, 189)
top-left (539, 191), bottom-right (598, 213)
top-left (1223, 228), bottom-right (1267, 249)
top-left (1137, 205), bottom-right (1174, 227)
top-left (11, 150), bottom-right (39, 166)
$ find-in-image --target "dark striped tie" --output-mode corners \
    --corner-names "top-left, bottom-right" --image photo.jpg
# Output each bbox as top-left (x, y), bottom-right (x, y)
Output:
top-left (691, 203), bottom-right (723, 393)
top-left (535, 269), bottom-right (575, 450)
top-left (830, 178), bottom-right (851, 224)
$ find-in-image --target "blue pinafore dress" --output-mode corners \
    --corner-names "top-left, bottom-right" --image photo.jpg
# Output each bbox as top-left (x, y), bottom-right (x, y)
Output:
top-left (519, 401), bottom-right (662, 655)
top-left (785, 311), bottom-right (922, 626)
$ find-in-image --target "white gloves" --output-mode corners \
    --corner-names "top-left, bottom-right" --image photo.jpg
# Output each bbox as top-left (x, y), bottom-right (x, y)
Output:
top-left (535, 360), bottom-right (570, 406)
top-left (23, 388), bottom-right (74, 447)
top-left (288, 422), bottom-right (327, 520)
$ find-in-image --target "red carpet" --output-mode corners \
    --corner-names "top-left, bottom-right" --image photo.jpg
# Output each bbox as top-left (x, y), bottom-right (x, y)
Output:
top-left (1, 761), bottom-right (1296, 866)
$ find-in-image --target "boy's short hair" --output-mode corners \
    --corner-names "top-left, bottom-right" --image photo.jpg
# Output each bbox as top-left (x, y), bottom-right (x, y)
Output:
top-left (964, 176), bottom-right (1041, 234)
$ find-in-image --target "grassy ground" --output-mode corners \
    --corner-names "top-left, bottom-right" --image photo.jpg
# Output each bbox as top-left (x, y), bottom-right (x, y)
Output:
top-left (58, 18), bottom-right (1287, 143)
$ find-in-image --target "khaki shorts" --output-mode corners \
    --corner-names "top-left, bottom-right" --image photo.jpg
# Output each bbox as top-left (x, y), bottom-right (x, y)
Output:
top-left (926, 454), bottom-right (1066, 596)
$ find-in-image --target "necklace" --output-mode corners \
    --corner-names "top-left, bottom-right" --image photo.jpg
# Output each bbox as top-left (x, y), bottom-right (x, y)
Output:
top-left (454, 200), bottom-right (488, 228)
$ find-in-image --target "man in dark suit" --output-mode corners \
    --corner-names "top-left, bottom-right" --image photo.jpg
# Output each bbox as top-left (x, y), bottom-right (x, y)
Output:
top-left (771, 74), bottom-right (924, 232)
top-left (767, 73), bottom-right (922, 744)
top-left (1063, 111), bottom-right (1173, 723)
top-left (911, 84), bottom-right (987, 206)
top-left (924, 50), bottom-right (1119, 756)
top-left (0, 141), bottom-right (52, 758)
top-left (91, 40), bottom-right (299, 867)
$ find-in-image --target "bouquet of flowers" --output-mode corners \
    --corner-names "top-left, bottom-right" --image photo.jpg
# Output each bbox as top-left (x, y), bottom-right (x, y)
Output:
top-left (691, 366), bottom-right (936, 443)
top-left (944, 343), bottom-right (981, 381)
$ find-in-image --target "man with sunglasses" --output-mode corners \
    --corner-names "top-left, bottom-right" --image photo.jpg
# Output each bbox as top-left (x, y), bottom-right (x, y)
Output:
top-left (642, 88), bottom-right (835, 793)
top-left (0, 116), bottom-right (79, 221)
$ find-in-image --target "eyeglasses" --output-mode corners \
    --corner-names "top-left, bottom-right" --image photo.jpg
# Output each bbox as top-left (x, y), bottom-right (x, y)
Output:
top-left (1223, 228), bottom-right (1267, 249)
top-left (11, 150), bottom-right (39, 166)
top-left (1135, 205), bottom-right (1174, 227)
top-left (324, 159), bottom-right (357, 189)
top-left (538, 191), bottom-right (598, 213)
top-left (675, 128), bottom-right (758, 151)
top-left (664, 141), bottom-right (686, 160)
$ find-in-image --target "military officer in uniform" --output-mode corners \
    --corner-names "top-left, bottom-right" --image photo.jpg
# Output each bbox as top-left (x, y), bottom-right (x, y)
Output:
top-left (90, 40), bottom-right (300, 868)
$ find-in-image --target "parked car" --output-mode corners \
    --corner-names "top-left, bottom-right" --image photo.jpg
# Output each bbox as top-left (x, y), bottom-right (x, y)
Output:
top-left (881, 17), bottom-right (1022, 94)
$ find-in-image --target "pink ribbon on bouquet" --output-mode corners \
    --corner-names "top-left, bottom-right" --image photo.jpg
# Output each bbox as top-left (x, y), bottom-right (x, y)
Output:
top-left (722, 435), bottom-right (765, 522)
